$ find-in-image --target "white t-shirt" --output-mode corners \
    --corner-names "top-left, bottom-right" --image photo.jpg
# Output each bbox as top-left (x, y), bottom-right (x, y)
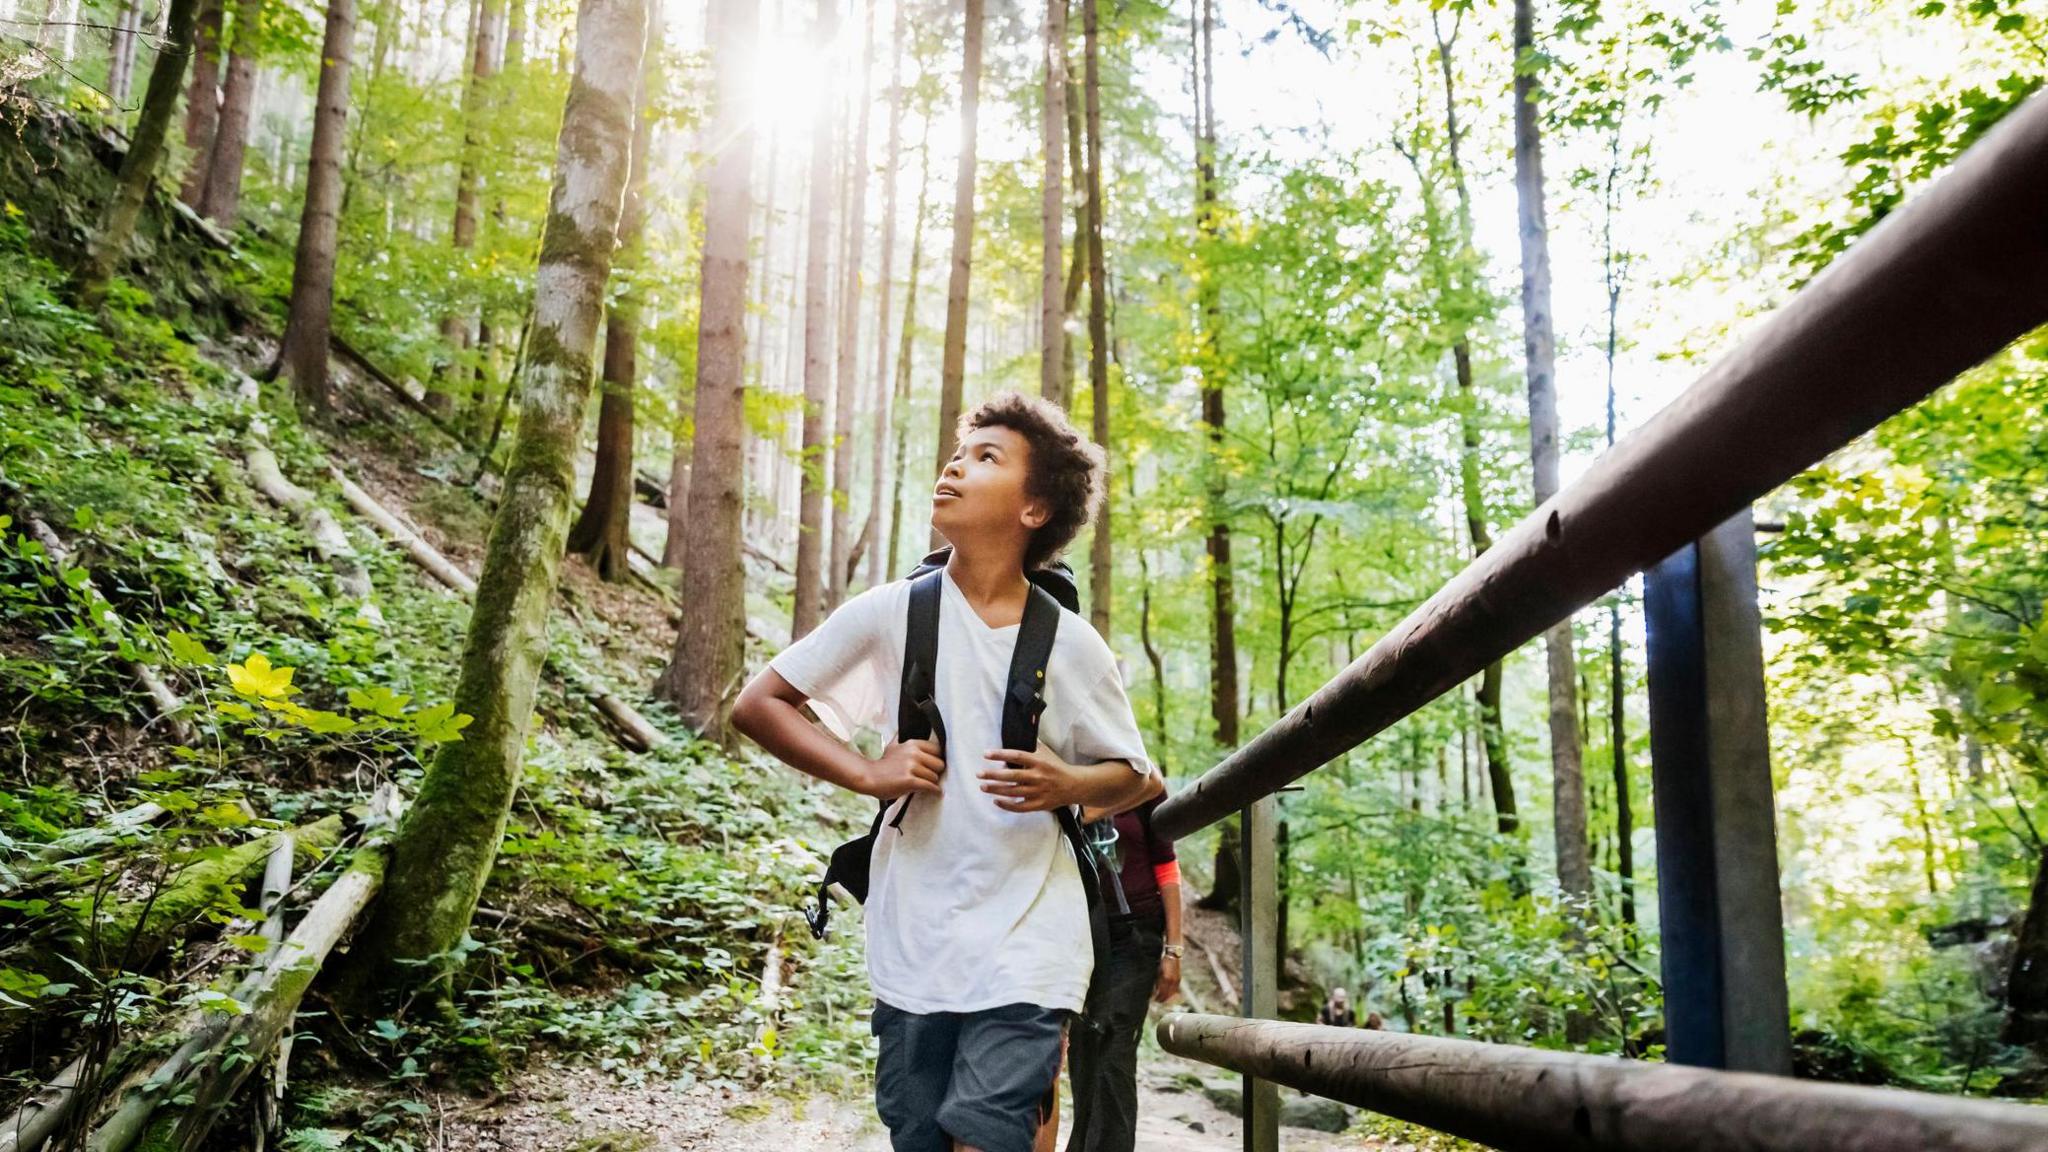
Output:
top-left (770, 568), bottom-right (1153, 1014)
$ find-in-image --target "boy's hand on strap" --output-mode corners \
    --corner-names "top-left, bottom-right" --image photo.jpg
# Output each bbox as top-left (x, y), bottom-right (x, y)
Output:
top-left (864, 738), bottom-right (946, 801)
top-left (980, 742), bottom-right (1144, 813)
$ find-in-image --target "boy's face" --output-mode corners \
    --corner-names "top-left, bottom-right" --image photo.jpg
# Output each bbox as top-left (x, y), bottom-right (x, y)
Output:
top-left (931, 424), bottom-right (1049, 551)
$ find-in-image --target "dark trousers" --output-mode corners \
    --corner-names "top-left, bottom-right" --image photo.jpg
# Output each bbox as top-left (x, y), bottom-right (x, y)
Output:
top-left (1065, 914), bottom-right (1163, 1152)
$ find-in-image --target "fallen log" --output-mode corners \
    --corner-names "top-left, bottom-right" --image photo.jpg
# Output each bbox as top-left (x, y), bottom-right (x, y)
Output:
top-left (87, 788), bottom-right (398, 1152)
top-left (332, 470), bottom-right (669, 751)
top-left (242, 418), bottom-right (374, 602)
top-left (22, 518), bottom-right (192, 743)
top-left (1, 1052), bottom-right (92, 1152)
top-left (332, 472), bottom-right (478, 597)
top-left (69, 817), bottom-right (340, 975)
top-left (249, 834), bottom-right (295, 1145)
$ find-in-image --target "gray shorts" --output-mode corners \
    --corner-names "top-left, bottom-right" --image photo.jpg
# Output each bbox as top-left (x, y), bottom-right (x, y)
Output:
top-left (871, 1000), bottom-right (1067, 1152)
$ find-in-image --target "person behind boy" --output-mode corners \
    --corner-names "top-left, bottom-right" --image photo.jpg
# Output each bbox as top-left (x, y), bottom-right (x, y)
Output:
top-left (1064, 794), bottom-right (1182, 1152)
top-left (733, 391), bottom-right (1158, 1152)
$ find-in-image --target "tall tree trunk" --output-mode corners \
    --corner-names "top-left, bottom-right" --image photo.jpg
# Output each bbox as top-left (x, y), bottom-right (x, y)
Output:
top-left (791, 0), bottom-right (838, 640)
top-left (2004, 831), bottom-right (2048, 1050)
top-left (566, 3), bottom-right (659, 583)
top-left (1603, 218), bottom-right (1635, 929)
top-left (80, 0), bottom-right (202, 301)
top-left (1193, 0), bottom-right (1239, 910)
top-left (107, 0), bottom-right (143, 108)
top-left (1082, 0), bottom-right (1108, 630)
top-left (1432, 11), bottom-right (1517, 836)
top-left (1039, 0), bottom-right (1068, 409)
top-left (434, 0), bottom-right (503, 418)
top-left (863, 0), bottom-right (905, 590)
top-left (1512, 0), bottom-right (1589, 900)
top-left (346, 0), bottom-right (649, 999)
top-left (930, 0), bottom-right (986, 547)
top-left (504, 0), bottom-right (525, 66)
top-left (178, 0), bottom-right (223, 207)
top-left (271, 0), bottom-right (355, 416)
top-left (1193, 0), bottom-right (1236, 750)
top-left (828, 0), bottom-right (874, 609)
top-left (886, 117), bottom-right (933, 580)
top-left (656, 0), bottom-right (755, 736)
top-left (196, 0), bottom-right (259, 223)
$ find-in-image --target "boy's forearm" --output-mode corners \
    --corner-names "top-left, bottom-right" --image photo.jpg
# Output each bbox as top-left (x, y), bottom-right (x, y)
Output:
top-left (733, 694), bottom-right (874, 795)
top-left (1068, 758), bottom-right (1154, 809)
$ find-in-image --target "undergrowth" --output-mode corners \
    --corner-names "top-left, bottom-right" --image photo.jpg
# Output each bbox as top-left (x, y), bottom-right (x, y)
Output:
top-left (0, 175), bottom-right (871, 1151)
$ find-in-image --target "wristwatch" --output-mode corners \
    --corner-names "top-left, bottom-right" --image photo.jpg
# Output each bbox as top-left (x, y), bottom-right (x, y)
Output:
top-left (1162, 944), bottom-right (1184, 959)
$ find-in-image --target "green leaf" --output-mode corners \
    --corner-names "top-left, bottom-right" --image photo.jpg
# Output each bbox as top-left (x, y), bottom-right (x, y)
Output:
top-left (412, 701), bottom-right (473, 744)
top-left (164, 630), bottom-right (214, 667)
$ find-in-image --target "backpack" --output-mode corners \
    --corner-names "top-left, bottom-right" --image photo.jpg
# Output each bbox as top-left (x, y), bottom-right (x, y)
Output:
top-left (803, 549), bottom-right (1114, 997)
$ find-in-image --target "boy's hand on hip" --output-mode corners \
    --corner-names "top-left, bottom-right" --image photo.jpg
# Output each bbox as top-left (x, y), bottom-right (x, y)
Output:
top-left (864, 739), bottom-right (945, 800)
top-left (978, 742), bottom-right (1082, 812)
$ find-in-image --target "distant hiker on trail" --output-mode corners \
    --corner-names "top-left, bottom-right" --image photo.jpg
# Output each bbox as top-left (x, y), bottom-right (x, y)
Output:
top-left (733, 391), bottom-right (1159, 1152)
top-left (1064, 793), bottom-right (1181, 1152)
top-left (1318, 988), bottom-right (1357, 1029)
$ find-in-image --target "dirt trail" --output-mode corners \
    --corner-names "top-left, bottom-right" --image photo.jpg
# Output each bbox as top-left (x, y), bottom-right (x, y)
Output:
top-left (431, 1051), bottom-right (1416, 1151)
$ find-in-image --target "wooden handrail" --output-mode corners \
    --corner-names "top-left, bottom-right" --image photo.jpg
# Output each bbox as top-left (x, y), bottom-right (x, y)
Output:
top-left (1158, 1014), bottom-right (2048, 1152)
top-left (1154, 89), bottom-right (2048, 841)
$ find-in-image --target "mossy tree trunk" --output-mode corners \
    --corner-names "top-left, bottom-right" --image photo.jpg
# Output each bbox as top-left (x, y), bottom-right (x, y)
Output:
top-left (656, 0), bottom-right (756, 739)
top-left (566, 3), bottom-right (658, 584)
top-left (273, 0), bottom-right (356, 417)
top-left (791, 0), bottom-right (837, 641)
top-left (196, 0), bottom-right (260, 223)
top-left (929, 0), bottom-right (986, 550)
top-left (78, 0), bottom-right (201, 301)
top-left (345, 0), bottom-right (649, 1001)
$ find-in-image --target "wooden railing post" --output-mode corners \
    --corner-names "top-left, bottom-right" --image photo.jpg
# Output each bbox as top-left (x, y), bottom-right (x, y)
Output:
top-left (1643, 508), bottom-right (1792, 1073)
top-left (1239, 796), bottom-right (1280, 1151)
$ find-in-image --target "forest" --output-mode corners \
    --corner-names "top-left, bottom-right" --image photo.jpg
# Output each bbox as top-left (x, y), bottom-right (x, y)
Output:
top-left (0, 0), bottom-right (2045, 1146)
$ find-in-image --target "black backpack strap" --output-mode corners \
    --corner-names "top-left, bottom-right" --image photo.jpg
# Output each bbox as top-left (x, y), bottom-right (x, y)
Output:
top-left (887, 570), bottom-right (946, 830)
top-left (1001, 584), bottom-right (1060, 751)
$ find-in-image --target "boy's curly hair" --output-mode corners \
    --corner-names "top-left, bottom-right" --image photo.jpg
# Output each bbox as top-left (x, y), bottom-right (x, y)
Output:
top-left (959, 391), bottom-right (1107, 571)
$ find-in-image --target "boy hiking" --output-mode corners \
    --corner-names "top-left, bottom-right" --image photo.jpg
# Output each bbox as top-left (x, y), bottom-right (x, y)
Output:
top-left (733, 391), bottom-right (1159, 1152)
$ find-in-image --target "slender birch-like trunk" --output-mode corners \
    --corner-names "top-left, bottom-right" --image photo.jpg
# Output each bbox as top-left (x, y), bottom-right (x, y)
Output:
top-left (346, 0), bottom-right (650, 998)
